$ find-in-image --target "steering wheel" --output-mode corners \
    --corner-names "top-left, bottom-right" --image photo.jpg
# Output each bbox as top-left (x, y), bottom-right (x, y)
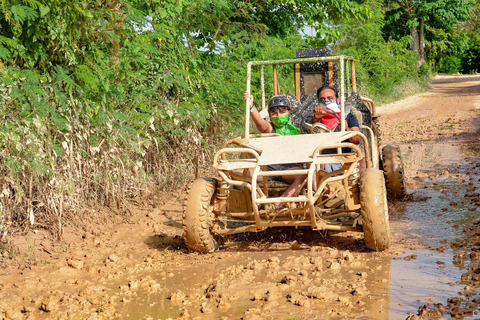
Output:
top-left (302, 109), bottom-right (341, 134)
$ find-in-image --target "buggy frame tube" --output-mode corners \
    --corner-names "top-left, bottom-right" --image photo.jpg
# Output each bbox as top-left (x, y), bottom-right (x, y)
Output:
top-left (215, 221), bottom-right (361, 236)
top-left (351, 60), bottom-right (357, 92)
top-left (340, 56), bottom-right (345, 132)
top-left (362, 97), bottom-right (376, 117)
top-left (361, 125), bottom-right (379, 169)
top-left (250, 165), bottom-right (265, 229)
top-left (245, 63), bottom-right (252, 138)
top-left (273, 65), bottom-right (279, 95)
top-left (261, 65), bottom-right (265, 111)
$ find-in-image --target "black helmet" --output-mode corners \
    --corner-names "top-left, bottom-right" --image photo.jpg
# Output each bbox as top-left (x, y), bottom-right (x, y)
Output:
top-left (268, 96), bottom-right (290, 111)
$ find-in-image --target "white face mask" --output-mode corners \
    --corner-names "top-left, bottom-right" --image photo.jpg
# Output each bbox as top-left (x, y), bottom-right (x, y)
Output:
top-left (324, 100), bottom-right (340, 113)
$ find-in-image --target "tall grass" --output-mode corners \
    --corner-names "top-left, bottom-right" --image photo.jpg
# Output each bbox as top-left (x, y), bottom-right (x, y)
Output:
top-left (0, 51), bottom-right (246, 241)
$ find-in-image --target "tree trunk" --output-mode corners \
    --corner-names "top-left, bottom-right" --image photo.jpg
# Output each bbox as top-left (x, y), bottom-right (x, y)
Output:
top-left (410, 26), bottom-right (420, 56)
top-left (410, 21), bottom-right (426, 68)
top-left (417, 19), bottom-right (426, 68)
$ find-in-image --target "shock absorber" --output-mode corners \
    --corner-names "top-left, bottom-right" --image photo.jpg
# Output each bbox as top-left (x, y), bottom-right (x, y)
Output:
top-left (215, 180), bottom-right (229, 213)
top-left (347, 162), bottom-right (360, 206)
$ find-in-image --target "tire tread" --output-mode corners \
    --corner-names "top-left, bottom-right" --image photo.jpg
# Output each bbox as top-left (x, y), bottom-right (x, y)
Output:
top-left (360, 168), bottom-right (391, 251)
top-left (382, 144), bottom-right (407, 198)
top-left (183, 178), bottom-right (218, 253)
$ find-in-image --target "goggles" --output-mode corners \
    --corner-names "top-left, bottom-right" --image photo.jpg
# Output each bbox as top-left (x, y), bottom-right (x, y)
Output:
top-left (269, 106), bottom-right (289, 113)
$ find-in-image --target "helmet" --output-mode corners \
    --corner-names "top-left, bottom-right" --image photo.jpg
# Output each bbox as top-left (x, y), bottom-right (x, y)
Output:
top-left (268, 96), bottom-right (290, 111)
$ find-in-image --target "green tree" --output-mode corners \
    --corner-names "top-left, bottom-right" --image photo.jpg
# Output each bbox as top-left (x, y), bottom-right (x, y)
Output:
top-left (383, 0), bottom-right (472, 67)
top-left (0, 0), bottom-right (126, 71)
top-left (458, 0), bottom-right (480, 73)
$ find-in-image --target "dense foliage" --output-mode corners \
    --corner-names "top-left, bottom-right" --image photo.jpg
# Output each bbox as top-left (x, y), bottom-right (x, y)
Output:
top-left (0, 0), bottom-right (477, 240)
top-left (383, 0), bottom-right (478, 73)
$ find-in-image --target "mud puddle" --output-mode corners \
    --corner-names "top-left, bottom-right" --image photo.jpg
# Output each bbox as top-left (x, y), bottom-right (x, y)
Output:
top-left (123, 182), bottom-right (476, 319)
top-left (122, 160), bottom-right (480, 320)
top-left (387, 138), bottom-right (480, 318)
top-left (388, 188), bottom-right (471, 319)
top-left (390, 250), bottom-right (463, 309)
top-left (121, 248), bottom-right (393, 319)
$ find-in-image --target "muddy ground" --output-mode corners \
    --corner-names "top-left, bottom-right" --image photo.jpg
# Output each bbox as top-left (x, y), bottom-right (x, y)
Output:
top-left (1, 74), bottom-right (480, 320)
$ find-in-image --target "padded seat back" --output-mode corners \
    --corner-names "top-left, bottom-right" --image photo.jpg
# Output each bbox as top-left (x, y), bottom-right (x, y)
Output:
top-left (347, 92), bottom-right (372, 128)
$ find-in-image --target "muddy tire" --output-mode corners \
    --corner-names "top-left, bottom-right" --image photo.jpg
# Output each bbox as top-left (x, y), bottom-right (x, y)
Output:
top-left (183, 178), bottom-right (219, 253)
top-left (360, 168), bottom-right (391, 251)
top-left (372, 117), bottom-right (381, 146)
top-left (382, 144), bottom-right (406, 198)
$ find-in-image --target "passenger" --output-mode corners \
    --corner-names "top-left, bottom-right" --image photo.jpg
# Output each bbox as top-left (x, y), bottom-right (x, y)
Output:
top-left (245, 92), bottom-right (300, 135)
top-left (244, 91), bottom-right (305, 210)
top-left (309, 85), bottom-right (362, 172)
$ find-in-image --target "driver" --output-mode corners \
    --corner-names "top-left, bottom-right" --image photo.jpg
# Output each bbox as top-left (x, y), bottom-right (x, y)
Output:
top-left (309, 85), bottom-right (362, 172)
top-left (244, 91), bottom-right (305, 210)
top-left (310, 85), bottom-right (361, 143)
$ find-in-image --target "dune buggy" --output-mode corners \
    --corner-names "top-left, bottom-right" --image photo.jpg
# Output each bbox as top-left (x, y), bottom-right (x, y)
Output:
top-left (183, 53), bottom-right (406, 252)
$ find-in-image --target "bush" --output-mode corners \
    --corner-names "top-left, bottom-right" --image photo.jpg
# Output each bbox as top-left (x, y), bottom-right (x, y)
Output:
top-left (461, 34), bottom-right (480, 74)
top-left (340, 34), bottom-right (427, 104)
top-left (437, 56), bottom-right (461, 74)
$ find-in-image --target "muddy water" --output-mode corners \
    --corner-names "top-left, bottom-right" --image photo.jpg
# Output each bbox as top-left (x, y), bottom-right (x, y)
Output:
top-left (118, 175), bottom-right (477, 318)
top-left (386, 135), bottom-right (480, 318)
top-left (119, 249), bottom-right (393, 319)
top-left (389, 190), bottom-right (471, 318)
top-left (118, 148), bottom-right (480, 319)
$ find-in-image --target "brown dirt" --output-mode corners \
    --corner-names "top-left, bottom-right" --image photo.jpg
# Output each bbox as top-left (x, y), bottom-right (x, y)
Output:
top-left (1, 74), bottom-right (480, 320)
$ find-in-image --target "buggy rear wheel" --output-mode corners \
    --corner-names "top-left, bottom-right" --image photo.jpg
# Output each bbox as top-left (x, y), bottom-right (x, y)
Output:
top-left (183, 178), bottom-right (219, 253)
top-left (372, 117), bottom-right (381, 146)
top-left (382, 144), bottom-right (407, 198)
top-left (360, 168), bottom-right (391, 251)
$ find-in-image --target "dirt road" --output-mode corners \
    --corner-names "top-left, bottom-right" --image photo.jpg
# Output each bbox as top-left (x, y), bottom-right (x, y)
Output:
top-left (1, 74), bottom-right (480, 320)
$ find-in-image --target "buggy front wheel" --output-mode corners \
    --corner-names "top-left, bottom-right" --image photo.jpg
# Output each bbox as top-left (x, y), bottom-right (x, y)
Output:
top-left (183, 178), bottom-right (219, 253)
top-left (360, 168), bottom-right (391, 251)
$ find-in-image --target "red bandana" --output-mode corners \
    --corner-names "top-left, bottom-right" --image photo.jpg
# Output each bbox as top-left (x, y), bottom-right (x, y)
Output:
top-left (321, 107), bottom-right (341, 129)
